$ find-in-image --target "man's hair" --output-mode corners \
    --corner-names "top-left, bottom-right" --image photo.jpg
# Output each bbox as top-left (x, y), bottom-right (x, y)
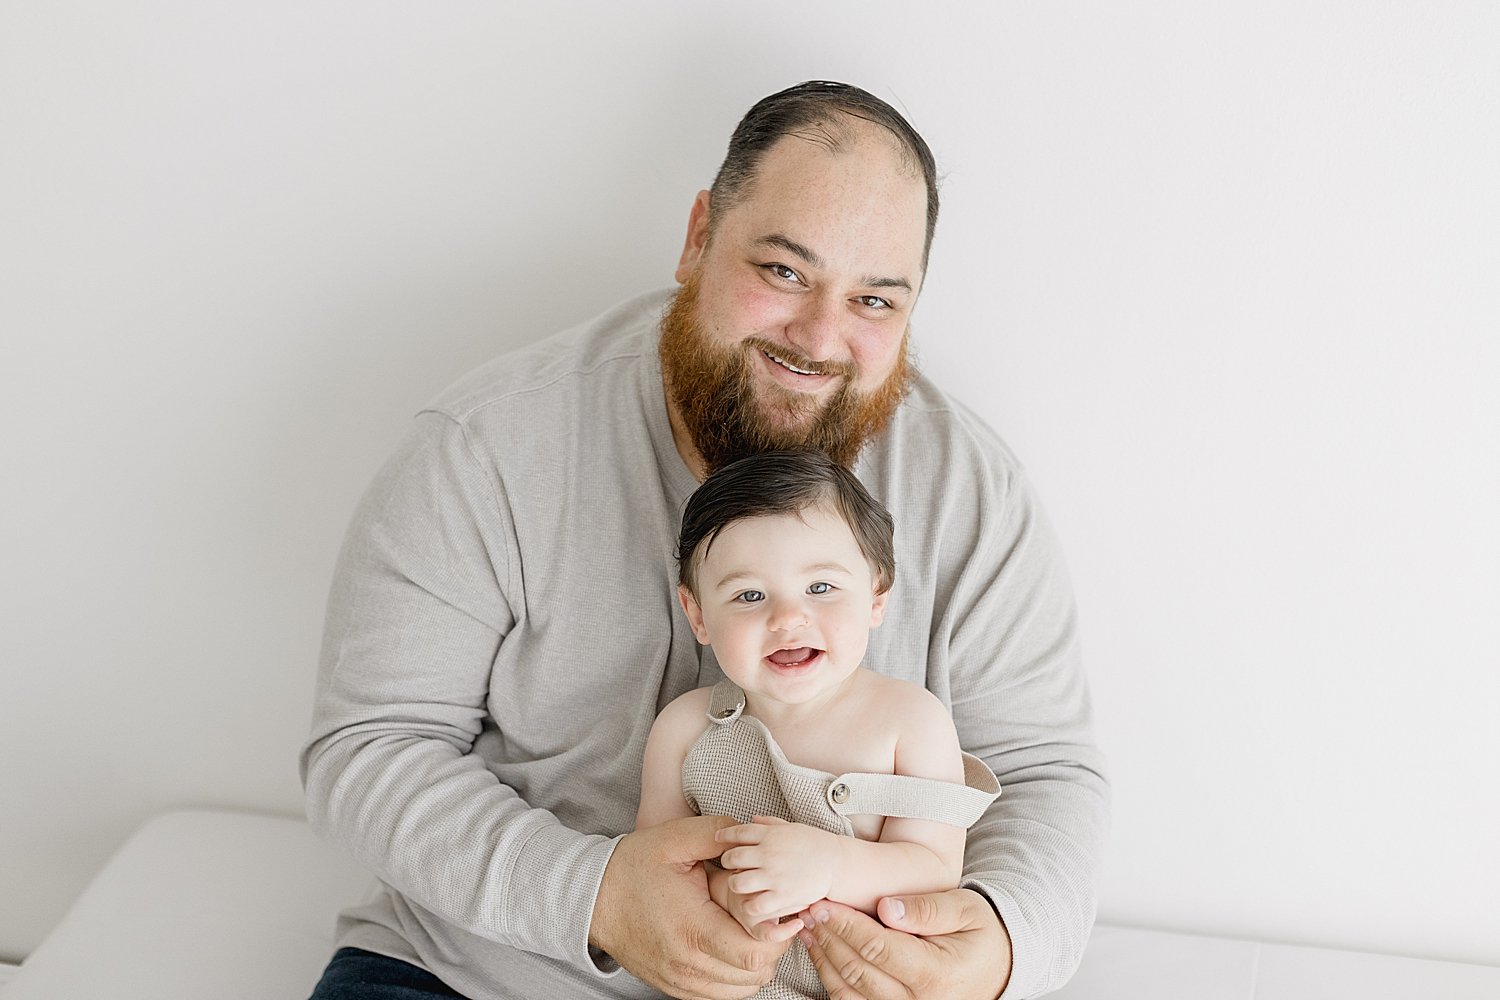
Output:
top-left (677, 449), bottom-right (896, 596)
top-left (709, 80), bottom-right (940, 267)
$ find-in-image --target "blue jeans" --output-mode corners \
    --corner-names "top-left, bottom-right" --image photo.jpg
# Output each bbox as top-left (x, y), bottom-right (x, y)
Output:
top-left (308, 947), bottom-right (469, 999)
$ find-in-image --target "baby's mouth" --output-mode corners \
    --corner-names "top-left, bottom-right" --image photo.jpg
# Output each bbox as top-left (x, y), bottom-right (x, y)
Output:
top-left (767, 647), bottom-right (820, 667)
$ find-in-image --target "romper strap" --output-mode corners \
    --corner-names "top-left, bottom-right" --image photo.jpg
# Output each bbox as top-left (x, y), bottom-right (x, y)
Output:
top-left (826, 753), bottom-right (1001, 829)
top-left (699, 679), bottom-right (1001, 828)
top-left (705, 679), bottom-right (746, 724)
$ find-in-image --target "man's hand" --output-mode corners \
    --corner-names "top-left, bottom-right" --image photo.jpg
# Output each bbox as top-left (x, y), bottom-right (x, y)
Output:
top-left (798, 888), bottom-right (1012, 1000)
top-left (590, 815), bottom-right (791, 1000)
top-left (717, 816), bottom-right (837, 924)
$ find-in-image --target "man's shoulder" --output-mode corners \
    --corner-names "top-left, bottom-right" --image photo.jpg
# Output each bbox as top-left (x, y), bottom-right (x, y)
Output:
top-left (869, 372), bottom-right (1028, 497)
top-left (424, 288), bottom-right (672, 422)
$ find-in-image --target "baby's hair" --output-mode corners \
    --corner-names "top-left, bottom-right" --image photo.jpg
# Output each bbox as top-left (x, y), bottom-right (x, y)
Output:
top-left (677, 449), bottom-right (895, 596)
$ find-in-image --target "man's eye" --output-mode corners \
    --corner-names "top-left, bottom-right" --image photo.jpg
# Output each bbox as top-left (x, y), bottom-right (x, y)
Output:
top-left (736, 590), bottom-right (765, 603)
top-left (808, 582), bottom-right (832, 595)
top-left (764, 263), bottom-right (802, 284)
top-left (856, 295), bottom-right (892, 310)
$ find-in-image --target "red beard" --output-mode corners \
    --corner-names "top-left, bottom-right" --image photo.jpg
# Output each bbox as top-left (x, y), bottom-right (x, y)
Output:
top-left (658, 273), bottom-right (914, 474)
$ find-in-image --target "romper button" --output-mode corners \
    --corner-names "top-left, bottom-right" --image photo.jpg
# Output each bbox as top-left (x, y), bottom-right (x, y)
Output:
top-left (830, 783), bottom-right (850, 804)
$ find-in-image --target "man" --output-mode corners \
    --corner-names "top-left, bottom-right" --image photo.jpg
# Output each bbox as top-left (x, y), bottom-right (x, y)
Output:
top-left (302, 81), bottom-right (1108, 1000)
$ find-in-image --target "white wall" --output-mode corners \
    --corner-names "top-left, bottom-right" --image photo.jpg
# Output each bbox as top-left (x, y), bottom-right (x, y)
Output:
top-left (3, 0), bottom-right (1496, 969)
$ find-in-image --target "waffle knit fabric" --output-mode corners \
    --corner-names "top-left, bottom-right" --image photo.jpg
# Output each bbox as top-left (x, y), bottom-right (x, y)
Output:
top-left (683, 679), bottom-right (1000, 999)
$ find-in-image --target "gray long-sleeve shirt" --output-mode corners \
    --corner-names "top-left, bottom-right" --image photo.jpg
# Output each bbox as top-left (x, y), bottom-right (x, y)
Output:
top-left (300, 288), bottom-right (1109, 999)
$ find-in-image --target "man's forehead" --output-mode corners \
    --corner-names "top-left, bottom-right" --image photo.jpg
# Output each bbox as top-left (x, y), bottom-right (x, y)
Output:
top-left (722, 130), bottom-right (927, 279)
top-left (749, 122), bottom-right (922, 199)
top-left (772, 111), bottom-right (913, 167)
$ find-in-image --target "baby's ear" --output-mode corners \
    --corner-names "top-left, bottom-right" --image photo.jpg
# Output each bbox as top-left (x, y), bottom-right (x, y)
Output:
top-left (870, 587), bottom-right (890, 628)
top-left (677, 584), bottom-right (711, 644)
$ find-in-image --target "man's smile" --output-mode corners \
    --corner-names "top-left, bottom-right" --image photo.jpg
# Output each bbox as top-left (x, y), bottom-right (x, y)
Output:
top-left (762, 349), bottom-right (825, 377)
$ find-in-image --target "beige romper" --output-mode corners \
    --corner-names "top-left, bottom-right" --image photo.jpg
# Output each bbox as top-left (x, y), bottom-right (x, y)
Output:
top-left (682, 680), bottom-right (1002, 1000)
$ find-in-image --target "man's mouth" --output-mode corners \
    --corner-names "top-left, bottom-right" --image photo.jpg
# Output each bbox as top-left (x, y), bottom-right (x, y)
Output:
top-left (763, 349), bottom-right (826, 377)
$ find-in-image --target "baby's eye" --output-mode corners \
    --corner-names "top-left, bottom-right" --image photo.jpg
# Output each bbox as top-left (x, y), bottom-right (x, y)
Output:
top-left (735, 590), bottom-right (765, 604)
top-left (808, 582), bottom-right (833, 595)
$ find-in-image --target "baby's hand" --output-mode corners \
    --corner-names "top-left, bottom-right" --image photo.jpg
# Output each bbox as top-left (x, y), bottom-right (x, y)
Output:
top-left (706, 859), bottom-right (804, 943)
top-left (716, 817), bottom-right (839, 924)
top-left (721, 877), bottom-right (807, 943)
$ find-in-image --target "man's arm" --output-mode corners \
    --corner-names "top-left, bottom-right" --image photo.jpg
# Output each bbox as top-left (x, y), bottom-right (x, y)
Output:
top-left (300, 412), bottom-right (617, 965)
top-left (824, 431), bottom-right (1109, 999)
top-left (942, 469), bottom-right (1109, 997)
top-left (302, 412), bottom-right (787, 995)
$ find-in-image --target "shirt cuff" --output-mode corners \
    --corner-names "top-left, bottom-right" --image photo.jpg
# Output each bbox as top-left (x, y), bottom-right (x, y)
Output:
top-left (961, 875), bottom-right (1043, 1000)
top-left (499, 819), bottom-right (623, 975)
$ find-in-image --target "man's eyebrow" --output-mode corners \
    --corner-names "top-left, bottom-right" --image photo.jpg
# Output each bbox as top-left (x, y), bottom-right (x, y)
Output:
top-left (864, 274), bottom-right (913, 293)
top-left (757, 233), bottom-right (823, 268)
top-left (755, 233), bottom-right (913, 294)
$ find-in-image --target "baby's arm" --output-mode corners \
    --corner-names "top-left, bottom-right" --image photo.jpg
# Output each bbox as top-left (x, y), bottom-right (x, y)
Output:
top-left (636, 691), bottom-right (802, 943)
top-left (635, 689), bottom-right (710, 829)
top-left (716, 685), bottom-right (967, 920)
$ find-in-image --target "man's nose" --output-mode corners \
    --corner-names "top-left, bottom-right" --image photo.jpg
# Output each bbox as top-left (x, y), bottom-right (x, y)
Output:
top-left (784, 293), bottom-right (846, 365)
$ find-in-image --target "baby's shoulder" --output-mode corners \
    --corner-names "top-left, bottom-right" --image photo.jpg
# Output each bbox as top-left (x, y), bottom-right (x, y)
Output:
top-left (663, 686), bottom-right (714, 723)
top-left (853, 673), bottom-right (959, 762)
top-left (850, 677), bottom-right (961, 784)
top-left (856, 672), bottom-right (950, 724)
top-left (648, 687), bottom-right (714, 744)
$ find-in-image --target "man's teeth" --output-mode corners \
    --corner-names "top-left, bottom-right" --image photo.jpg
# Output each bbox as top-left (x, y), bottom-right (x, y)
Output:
top-left (765, 351), bottom-right (822, 376)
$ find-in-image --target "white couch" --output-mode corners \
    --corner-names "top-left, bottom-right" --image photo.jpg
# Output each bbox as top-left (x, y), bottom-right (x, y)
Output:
top-left (6, 809), bottom-right (1497, 999)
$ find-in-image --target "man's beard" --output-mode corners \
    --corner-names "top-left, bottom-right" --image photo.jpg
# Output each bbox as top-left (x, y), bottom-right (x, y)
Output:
top-left (659, 272), bottom-right (914, 474)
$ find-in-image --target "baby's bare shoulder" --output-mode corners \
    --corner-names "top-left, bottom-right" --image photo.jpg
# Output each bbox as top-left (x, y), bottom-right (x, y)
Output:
top-left (854, 674), bottom-right (963, 781)
top-left (858, 672), bottom-right (950, 723)
top-left (659, 685), bottom-right (713, 724)
top-left (647, 686), bottom-right (714, 746)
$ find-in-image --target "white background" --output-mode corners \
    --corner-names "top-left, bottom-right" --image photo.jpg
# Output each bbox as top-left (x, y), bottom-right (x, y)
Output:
top-left (2, 0), bottom-right (1496, 968)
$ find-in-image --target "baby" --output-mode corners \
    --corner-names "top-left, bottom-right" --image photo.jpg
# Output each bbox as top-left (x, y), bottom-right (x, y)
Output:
top-left (636, 449), bottom-right (999, 999)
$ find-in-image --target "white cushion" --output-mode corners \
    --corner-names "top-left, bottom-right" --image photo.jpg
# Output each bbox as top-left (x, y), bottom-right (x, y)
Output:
top-left (1052, 924), bottom-right (1500, 999)
top-left (5, 809), bottom-right (373, 999)
top-left (8, 808), bottom-right (1499, 999)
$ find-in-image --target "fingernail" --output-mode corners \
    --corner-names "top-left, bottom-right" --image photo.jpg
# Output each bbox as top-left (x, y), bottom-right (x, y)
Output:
top-left (887, 898), bottom-right (905, 921)
top-left (798, 929), bottom-right (814, 948)
top-left (813, 907), bottom-right (830, 924)
top-left (801, 912), bottom-right (816, 930)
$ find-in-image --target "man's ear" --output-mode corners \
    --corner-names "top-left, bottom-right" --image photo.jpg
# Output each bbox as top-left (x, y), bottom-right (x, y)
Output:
top-left (678, 584), bottom-right (711, 644)
top-left (674, 190), bottom-right (712, 284)
top-left (870, 588), bottom-right (890, 628)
